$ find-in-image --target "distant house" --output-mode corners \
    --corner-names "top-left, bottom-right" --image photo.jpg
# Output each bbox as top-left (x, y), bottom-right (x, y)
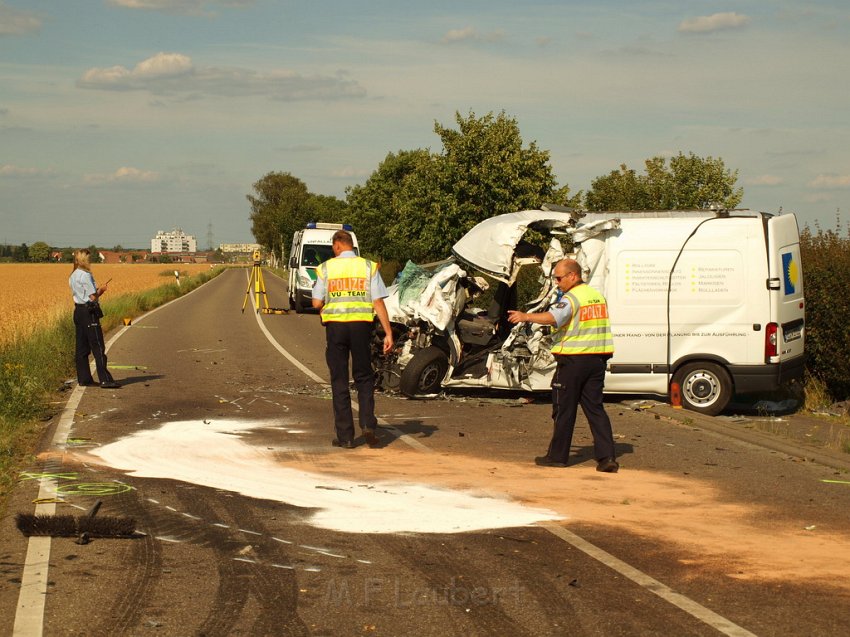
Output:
top-left (98, 250), bottom-right (150, 264)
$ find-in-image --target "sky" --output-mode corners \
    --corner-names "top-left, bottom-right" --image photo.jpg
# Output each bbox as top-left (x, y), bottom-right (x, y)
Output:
top-left (1, 1), bottom-right (849, 249)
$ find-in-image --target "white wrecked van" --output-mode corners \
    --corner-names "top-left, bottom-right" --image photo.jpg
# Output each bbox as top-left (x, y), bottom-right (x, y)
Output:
top-left (375, 208), bottom-right (805, 415)
top-left (287, 222), bottom-right (358, 313)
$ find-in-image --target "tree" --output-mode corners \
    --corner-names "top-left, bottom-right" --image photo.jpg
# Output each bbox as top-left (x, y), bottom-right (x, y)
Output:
top-left (346, 149), bottom-right (429, 258)
top-left (27, 241), bottom-right (50, 262)
top-left (304, 193), bottom-right (348, 226)
top-left (247, 172), bottom-right (311, 261)
top-left (586, 152), bottom-right (743, 211)
top-left (347, 111), bottom-right (578, 262)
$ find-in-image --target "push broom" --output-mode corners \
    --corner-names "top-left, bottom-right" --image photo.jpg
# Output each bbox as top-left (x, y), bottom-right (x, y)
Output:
top-left (16, 500), bottom-right (137, 543)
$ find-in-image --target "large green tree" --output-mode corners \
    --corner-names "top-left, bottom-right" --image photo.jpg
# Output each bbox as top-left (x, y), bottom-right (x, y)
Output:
top-left (347, 111), bottom-right (577, 263)
top-left (27, 241), bottom-right (50, 262)
top-left (586, 152), bottom-right (743, 211)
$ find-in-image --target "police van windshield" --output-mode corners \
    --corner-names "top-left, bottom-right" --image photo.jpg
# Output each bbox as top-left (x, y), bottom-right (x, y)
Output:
top-left (301, 244), bottom-right (335, 267)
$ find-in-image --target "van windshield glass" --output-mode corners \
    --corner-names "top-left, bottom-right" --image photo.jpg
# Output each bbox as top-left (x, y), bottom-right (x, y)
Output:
top-left (301, 245), bottom-right (335, 266)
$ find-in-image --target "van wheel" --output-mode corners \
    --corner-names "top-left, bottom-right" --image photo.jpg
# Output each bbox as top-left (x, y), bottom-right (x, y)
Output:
top-left (399, 347), bottom-right (448, 397)
top-left (673, 362), bottom-right (732, 416)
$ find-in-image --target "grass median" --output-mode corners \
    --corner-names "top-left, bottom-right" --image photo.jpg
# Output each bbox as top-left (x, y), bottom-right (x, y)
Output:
top-left (0, 266), bottom-right (224, 512)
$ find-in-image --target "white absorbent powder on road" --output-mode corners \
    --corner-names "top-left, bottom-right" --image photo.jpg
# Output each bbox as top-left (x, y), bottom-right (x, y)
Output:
top-left (89, 419), bottom-right (561, 534)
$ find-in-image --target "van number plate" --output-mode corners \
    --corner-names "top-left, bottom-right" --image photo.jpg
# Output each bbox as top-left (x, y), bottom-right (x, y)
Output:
top-left (784, 325), bottom-right (803, 342)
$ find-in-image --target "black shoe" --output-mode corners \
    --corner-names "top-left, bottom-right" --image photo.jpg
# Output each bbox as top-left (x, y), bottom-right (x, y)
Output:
top-left (362, 428), bottom-right (380, 447)
top-left (332, 438), bottom-right (356, 449)
top-left (534, 456), bottom-right (567, 468)
top-left (78, 381), bottom-right (97, 387)
top-left (596, 457), bottom-right (619, 473)
top-left (100, 381), bottom-right (121, 389)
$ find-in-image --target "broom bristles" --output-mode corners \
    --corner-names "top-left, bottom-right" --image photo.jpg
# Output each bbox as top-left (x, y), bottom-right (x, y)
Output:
top-left (16, 513), bottom-right (136, 538)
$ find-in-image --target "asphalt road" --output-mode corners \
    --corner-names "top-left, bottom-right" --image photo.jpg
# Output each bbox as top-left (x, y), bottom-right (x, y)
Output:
top-left (2, 268), bottom-right (849, 636)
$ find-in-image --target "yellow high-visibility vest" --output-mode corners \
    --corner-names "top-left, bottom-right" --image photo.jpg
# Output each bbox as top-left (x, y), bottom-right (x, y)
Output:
top-left (550, 284), bottom-right (614, 356)
top-left (317, 256), bottom-right (376, 323)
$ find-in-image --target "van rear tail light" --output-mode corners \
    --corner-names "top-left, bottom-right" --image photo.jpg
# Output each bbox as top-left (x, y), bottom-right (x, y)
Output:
top-left (765, 322), bottom-right (778, 361)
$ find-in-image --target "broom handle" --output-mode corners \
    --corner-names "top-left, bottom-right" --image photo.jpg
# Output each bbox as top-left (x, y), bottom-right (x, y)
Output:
top-left (84, 500), bottom-right (102, 519)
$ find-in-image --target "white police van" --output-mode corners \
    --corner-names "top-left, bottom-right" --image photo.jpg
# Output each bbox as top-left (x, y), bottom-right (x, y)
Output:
top-left (287, 222), bottom-right (358, 313)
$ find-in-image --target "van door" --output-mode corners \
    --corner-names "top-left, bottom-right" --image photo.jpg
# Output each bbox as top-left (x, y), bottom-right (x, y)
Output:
top-left (767, 214), bottom-right (805, 361)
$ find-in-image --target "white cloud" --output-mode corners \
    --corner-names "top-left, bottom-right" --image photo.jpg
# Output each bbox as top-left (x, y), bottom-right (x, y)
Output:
top-left (106, 0), bottom-right (253, 16)
top-left (77, 52), bottom-right (366, 101)
top-left (746, 174), bottom-right (783, 186)
top-left (441, 26), bottom-right (506, 44)
top-left (134, 52), bottom-right (194, 78)
top-left (330, 166), bottom-right (370, 179)
top-left (808, 174), bottom-right (850, 188)
top-left (678, 12), bottom-right (750, 34)
top-left (0, 2), bottom-right (42, 36)
top-left (84, 166), bottom-right (160, 185)
top-left (0, 164), bottom-right (48, 177)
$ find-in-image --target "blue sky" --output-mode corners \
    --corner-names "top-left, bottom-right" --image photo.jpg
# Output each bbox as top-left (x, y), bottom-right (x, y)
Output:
top-left (1, 0), bottom-right (848, 248)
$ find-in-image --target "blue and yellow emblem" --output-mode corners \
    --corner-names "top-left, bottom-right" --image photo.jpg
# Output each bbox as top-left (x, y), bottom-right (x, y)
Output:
top-left (782, 252), bottom-right (798, 295)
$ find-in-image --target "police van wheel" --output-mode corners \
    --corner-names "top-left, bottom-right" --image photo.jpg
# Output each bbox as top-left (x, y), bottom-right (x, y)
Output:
top-left (673, 362), bottom-right (732, 416)
top-left (399, 347), bottom-right (448, 397)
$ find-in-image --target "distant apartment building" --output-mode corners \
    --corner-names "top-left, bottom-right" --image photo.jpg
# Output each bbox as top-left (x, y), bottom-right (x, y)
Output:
top-left (152, 228), bottom-right (197, 254)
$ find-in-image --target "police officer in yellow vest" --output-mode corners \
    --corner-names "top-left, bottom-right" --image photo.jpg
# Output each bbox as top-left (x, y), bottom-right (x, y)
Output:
top-left (312, 230), bottom-right (394, 448)
top-left (507, 258), bottom-right (619, 472)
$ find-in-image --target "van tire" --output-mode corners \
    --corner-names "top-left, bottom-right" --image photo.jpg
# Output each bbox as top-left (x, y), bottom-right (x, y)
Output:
top-left (673, 362), bottom-right (732, 416)
top-left (399, 347), bottom-right (448, 397)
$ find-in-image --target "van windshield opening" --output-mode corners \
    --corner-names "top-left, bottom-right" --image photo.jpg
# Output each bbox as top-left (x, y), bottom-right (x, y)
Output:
top-left (301, 244), bottom-right (335, 267)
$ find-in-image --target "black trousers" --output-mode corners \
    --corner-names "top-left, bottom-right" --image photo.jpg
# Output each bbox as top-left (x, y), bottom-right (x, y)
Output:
top-left (324, 321), bottom-right (377, 442)
top-left (548, 355), bottom-right (615, 464)
top-left (73, 304), bottom-right (114, 385)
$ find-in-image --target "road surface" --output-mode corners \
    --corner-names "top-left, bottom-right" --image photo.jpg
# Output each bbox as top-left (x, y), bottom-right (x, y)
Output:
top-left (2, 268), bottom-right (849, 636)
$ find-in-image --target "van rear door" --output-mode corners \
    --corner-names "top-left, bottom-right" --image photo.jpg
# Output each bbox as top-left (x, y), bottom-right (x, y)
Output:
top-left (767, 214), bottom-right (805, 362)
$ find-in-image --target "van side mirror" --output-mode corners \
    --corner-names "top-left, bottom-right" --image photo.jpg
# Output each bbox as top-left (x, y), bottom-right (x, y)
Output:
top-left (289, 256), bottom-right (297, 268)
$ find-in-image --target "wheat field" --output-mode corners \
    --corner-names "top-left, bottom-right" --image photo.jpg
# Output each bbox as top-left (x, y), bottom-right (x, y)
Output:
top-left (0, 263), bottom-right (215, 346)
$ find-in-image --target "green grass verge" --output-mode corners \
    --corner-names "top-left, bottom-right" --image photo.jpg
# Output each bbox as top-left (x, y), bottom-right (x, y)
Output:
top-left (0, 266), bottom-right (224, 509)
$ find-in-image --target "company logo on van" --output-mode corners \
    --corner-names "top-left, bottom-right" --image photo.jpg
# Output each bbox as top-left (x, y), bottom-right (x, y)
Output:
top-left (782, 252), bottom-right (799, 295)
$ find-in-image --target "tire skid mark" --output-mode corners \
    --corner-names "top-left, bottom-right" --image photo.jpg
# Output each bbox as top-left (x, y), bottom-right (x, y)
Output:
top-left (379, 534), bottom-right (532, 637)
top-left (95, 489), bottom-right (164, 636)
top-left (175, 490), bottom-right (310, 636)
top-left (219, 499), bottom-right (308, 637)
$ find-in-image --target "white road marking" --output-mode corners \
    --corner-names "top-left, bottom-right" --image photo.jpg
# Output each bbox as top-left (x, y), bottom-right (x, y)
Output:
top-left (252, 274), bottom-right (760, 637)
top-left (541, 523), bottom-right (758, 637)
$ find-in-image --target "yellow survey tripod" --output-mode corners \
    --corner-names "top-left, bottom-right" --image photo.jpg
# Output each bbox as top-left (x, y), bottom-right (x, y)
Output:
top-left (242, 250), bottom-right (288, 314)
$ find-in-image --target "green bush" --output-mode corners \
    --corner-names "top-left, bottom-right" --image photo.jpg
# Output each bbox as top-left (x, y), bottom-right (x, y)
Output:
top-left (801, 218), bottom-right (850, 401)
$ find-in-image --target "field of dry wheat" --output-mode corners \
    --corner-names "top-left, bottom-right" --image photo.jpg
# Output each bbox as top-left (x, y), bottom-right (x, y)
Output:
top-left (0, 263), bottom-right (215, 346)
